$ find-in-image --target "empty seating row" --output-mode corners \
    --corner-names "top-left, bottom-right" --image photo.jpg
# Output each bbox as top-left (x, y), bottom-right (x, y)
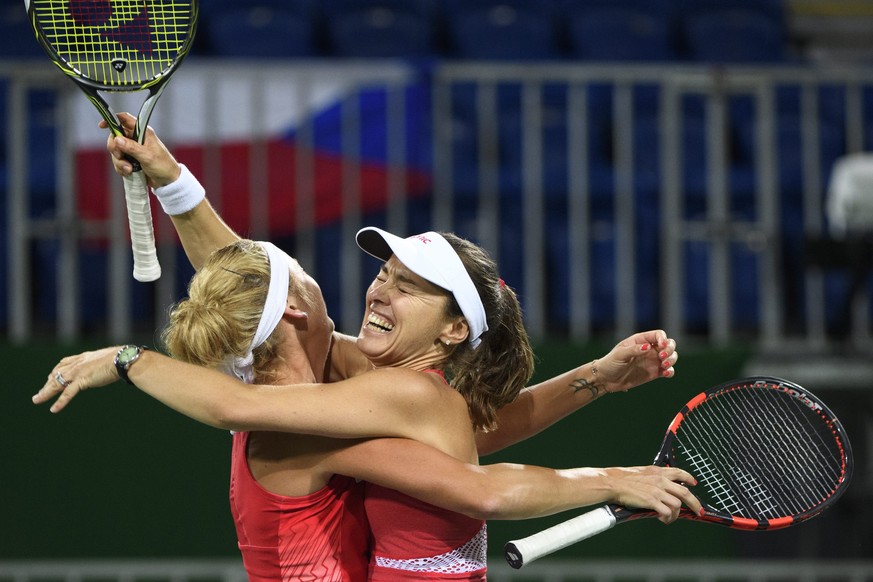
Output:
top-left (0, 0), bottom-right (790, 64)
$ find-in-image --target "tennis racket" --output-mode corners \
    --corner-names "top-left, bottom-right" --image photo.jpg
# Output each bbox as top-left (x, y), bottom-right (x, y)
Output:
top-left (505, 376), bottom-right (853, 569)
top-left (26, 0), bottom-right (199, 282)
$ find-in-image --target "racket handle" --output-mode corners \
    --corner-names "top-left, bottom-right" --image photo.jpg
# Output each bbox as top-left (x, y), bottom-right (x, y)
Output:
top-left (504, 506), bottom-right (617, 569)
top-left (122, 171), bottom-right (161, 282)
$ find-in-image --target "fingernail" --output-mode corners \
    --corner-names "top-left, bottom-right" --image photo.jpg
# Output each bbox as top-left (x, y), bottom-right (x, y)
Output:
top-left (662, 360), bottom-right (671, 369)
top-left (641, 344), bottom-right (650, 351)
top-left (659, 351), bottom-right (668, 359)
top-left (698, 507), bottom-right (705, 517)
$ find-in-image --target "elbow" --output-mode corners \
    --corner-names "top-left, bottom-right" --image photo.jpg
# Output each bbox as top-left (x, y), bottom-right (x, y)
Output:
top-left (206, 398), bottom-right (249, 431)
top-left (459, 490), bottom-right (513, 521)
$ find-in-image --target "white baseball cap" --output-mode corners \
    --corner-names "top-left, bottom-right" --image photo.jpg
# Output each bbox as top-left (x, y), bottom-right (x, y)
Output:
top-left (356, 227), bottom-right (488, 348)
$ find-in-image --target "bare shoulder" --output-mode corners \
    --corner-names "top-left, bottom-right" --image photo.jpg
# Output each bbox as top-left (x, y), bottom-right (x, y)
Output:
top-left (361, 367), bottom-right (442, 387)
top-left (354, 367), bottom-right (456, 403)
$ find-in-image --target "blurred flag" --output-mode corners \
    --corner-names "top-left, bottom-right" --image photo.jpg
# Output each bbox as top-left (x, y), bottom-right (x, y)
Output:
top-left (71, 62), bottom-right (433, 237)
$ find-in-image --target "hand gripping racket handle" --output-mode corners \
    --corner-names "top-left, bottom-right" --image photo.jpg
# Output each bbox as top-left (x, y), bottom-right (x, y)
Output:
top-left (504, 506), bottom-right (617, 569)
top-left (123, 170), bottom-right (161, 282)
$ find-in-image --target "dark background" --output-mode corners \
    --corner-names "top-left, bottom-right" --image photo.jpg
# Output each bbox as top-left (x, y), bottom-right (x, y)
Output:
top-left (4, 339), bottom-right (868, 560)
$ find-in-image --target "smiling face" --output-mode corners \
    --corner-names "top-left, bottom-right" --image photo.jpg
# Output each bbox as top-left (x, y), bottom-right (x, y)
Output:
top-left (357, 256), bottom-right (469, 370)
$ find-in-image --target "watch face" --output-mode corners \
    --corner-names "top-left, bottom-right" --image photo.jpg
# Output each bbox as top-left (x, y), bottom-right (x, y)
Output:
top-left (118, 345), bottom-right (139, 364)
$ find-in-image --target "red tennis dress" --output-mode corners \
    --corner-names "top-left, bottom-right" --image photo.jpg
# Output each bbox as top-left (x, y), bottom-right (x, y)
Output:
top-left (229, 431), bottom-right (370, 581)
top-left (365, 482), bottom-right (488, 580)
top-left (364, 369), bottom-right (487, 580)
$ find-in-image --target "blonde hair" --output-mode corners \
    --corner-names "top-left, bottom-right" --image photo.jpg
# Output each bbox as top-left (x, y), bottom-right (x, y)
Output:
top-left (162, 240), bottom-right (293, 382)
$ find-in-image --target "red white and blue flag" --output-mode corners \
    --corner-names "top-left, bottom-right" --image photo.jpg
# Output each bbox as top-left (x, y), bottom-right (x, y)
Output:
top-left (71, 62), bottom-right (433, 238)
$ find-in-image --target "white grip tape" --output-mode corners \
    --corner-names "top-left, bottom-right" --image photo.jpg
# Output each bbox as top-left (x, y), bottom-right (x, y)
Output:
top-left (123, 171), bottom-right (161, 282)
top-left (504, 506), bottom-right (617, 568)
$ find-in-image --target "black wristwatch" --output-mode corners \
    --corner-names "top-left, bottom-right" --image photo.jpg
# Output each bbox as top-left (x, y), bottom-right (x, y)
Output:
top-left (115, 345), bottom-right (147, 385)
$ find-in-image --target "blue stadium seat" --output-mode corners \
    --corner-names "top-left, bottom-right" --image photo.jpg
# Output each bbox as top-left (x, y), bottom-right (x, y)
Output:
top-left (0, 88), bottom-right (59, 218)
top-left (682, 240), bottom-right (761, 333)
top-left (734, 114), bottom-right (845, 197)
top-left (632, 115), bottom-right (757, 218)
top-left (34, 243), bottom-right (154, 330)
top-left (0, 3), bottom-right (45, 59)
top-left (327, 2), bottom-right (436, 58)
top-left (553, 0), bottom-right (679, 25)
top-left (676, 0), bottom-right (785, 24)
top-left (205, 4), bottom-right (316, 58)
top-left (449, 116), bottom-right (482, 201)
top-left (322, 0), bottom-right (439, 18)
top-left (497, 100), bottom-right (613, 204)
top-left (683, 8), bottom-right (787, 63)
top-left (447, 2), bottom-right (559, 60)
top-left (567, 8), bottom-right (676, 62)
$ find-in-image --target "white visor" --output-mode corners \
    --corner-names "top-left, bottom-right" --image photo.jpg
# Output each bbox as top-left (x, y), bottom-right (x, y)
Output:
top-left (356, 227), bottom-right (488, 348)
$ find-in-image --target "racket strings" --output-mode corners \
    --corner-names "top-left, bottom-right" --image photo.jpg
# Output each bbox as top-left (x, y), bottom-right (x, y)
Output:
top-left (748, 387), bottom-right (843, 504)
top-left (678, 410), bottom-right (783, 517)
top-left (707, 388), bottom-right (828, 514)
top-left (757, 387), bottom-right (845, 493)
top-left (679, 448), bottom-right (743, 513)
top-left (32, 0), bottom-right (194, 86)
top-left (675, 382), bottom-right (845, 520)
top-left (688, 389), bottom-right (833, 517)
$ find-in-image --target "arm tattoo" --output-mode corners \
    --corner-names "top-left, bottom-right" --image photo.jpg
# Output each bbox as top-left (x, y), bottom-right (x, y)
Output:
top-left (570, 360), bottom-right (602, 399)
top-left (570, 377), bottom-right (601, 399)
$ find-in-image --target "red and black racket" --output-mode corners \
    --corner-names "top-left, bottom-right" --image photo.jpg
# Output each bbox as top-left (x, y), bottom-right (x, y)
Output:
top-left (26, 0), bottom-right (198, 282)
top-left (505, 376), bottom-right (853, 568)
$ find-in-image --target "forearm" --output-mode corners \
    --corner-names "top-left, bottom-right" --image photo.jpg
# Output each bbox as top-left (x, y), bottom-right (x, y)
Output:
top-left (329, 438), bottom-right (613, 520)
top-left (478, 361), bottom-right (601, 455)
top-left (106, 121), bottom-right (241, 269)
top-left (469, 464), bottom-right (613, 520)
top-left (168, 198), bottom-right (240, 270)
top-left (127, 349), bottom-right (248, 428)
top-left (34, 346), bottom-right (252, 425)
top-left (480, 333), bottom-right (675, 455)
top-left (149, 164), bottom-right (240, 270)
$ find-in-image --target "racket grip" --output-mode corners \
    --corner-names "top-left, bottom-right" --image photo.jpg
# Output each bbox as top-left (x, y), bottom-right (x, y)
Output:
top-left (122, 171), bottom-right (161, 282)
top-left (504, 506), bottom-right (617, 569)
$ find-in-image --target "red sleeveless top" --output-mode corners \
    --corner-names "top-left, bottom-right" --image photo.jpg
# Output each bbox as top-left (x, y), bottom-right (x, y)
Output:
top-left (365, 370), bottom-right (487, 581)
top-left (229, 431), bottom-right (370, 581)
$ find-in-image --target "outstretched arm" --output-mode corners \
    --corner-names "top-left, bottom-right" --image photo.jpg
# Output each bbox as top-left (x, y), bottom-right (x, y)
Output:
top-left (34, 347), bottom-right (451, 444)
top-left (103, 113), bottom-right (238, 270)
top-left (34, 348), bottom-right (700, 524)
top-left (327, 438), bottom-right (700, 524)
top-left (478, 330), bottom-right (678, 455)
top-left (104, 118), bottom-right (360, 364)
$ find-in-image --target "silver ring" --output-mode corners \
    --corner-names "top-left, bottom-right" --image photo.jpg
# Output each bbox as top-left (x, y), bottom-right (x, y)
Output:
top-left (54, 371), bottom-right (71, 388)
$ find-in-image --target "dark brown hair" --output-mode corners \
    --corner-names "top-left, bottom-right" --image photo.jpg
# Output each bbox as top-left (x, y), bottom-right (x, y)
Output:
top-left (438, 232), bottom-right (535, 431)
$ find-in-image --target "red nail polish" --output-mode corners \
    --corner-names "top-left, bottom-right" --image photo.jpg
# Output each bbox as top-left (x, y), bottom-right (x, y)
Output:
top-left (659, 351), bottom-right (668, 359)
top-left (641, 344), bottom-right (650, 351)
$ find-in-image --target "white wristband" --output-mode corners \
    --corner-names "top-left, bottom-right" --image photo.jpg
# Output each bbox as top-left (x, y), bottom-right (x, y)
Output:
top-left (152, 164), bottom-right (206, 216)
